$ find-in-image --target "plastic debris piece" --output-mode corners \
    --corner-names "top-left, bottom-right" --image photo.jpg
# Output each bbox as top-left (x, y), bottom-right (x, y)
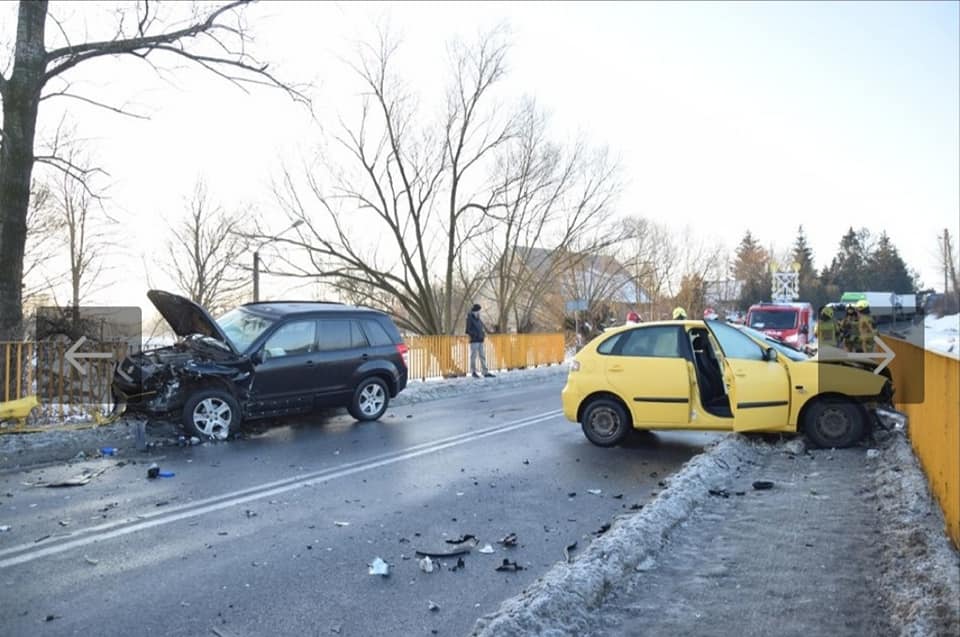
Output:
top-left (158, 470), bottom-right (175, 478)
top-left (498, 533), bottom-right (518, 547)
top-left (368, 557), bottom-right (390, 576)
top-left (428, 600), bottom-right (440, 612)
top-left (629, 503), bottom-right (644, 510)
top-left (708, 488), bottom-right (730, 498)
top-left (564, 541), bottom-right (577, 563)
top-left (83, 555), bottom-right (99, 565)
top-left (752, 480), bottom-right (774, 491)
top-left (567, 492), bottom-right (577, 497)
top-left (0, 525), bottom-right (10, 532)
top-left (445, 534), bottom-right (476, 544)
top-left (147, 463), bottom-right (160, 479)
top-left (100, 447), bottom-right (116, 456)
top-left (587, 489), bottom-right (602, 495)
top-left (478, 544), bottom-right (495, 554)
top-left (450, 557), bottom-right (465, 571)
top-left (612, 493), bottom-right (624, 499)
top-left (334, 521), bottom-right (350, 527)
top-left (189, 436), bottom-right (201, 446)
top-left (866, 449), bottom-right (880, 459)
top-left (594, 523), bottom-right (611, 536)
top-left (43, 467), bottom-right (109, 488)
top-left (245, 509), bottom-right (257, 518)
top-left (495, 558), bottom-right (524, 572)
top-left (418, 556), bottom-right (435, 573)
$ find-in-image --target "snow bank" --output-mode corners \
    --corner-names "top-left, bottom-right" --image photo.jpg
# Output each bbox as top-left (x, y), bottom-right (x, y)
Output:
top-left (923, 314), bottom-right (959, 357)
top-left (470, 436), bottom-right (763, 637)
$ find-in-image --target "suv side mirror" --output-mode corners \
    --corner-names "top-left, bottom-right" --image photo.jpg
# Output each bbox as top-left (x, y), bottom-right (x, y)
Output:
top-left (250, 350), bottom-right (264, 365)
top-left (764, 347), bottom-right (778, 362)
top-left (800, 324), bottom-right (809, 334)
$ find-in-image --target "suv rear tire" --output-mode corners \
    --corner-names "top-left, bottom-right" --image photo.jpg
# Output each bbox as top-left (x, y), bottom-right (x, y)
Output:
top-left (183, 388), bottom-right (240, 440)
top-left (349, 377), bottom-right (390, 421)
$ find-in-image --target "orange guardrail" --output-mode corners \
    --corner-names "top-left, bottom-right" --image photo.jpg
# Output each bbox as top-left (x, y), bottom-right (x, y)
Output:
top-left (404, 333), bottom-right (565, 380)
top-left (887, 337), bottom-right (960, 549)
top-left (1, 333), bottom-right (566, 431)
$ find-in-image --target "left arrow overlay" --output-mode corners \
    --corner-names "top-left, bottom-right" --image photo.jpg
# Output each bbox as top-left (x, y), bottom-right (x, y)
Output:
top-left (65, 336), bottom-right (114, 375)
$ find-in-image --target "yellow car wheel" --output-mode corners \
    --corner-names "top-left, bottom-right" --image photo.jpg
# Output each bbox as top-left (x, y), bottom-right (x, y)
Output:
top-left (802, 399), bottom-right (866, 449)
top-left (581, 398), bottom-right (631, 447)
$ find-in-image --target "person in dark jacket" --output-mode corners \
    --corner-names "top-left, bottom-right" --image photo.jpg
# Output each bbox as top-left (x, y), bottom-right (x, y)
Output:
top-left (466, 303), bottom-right (495, 378)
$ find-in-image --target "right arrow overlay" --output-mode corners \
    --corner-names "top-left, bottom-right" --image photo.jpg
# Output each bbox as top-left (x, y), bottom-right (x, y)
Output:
top-left (821, 336), bottom-right (895, 375)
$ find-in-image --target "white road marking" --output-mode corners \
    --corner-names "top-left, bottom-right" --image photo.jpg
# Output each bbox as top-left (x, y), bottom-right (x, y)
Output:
top-left (0, 409), bottom-right (563, 569)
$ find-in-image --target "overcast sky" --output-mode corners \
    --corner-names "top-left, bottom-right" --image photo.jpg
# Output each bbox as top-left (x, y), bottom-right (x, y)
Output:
top-left (5, 0), bottom-right (958, 317)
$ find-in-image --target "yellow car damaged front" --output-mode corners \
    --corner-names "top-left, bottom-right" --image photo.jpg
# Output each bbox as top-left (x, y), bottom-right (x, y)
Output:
top-left (561, 319), bottom-right (895, 448)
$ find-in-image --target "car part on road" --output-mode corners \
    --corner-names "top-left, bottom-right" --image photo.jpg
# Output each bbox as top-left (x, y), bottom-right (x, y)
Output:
top-left (147, 463), bottom-right (160, 479)
top-left (752, 480), bottom-right (774, 490)
top-left (419, 556), bottom-right (435, 573)
top-left (368, 557), bottom-right (390, 576)
top-left (564, 541), bottom-right (577, 563)
top-left (428, 600), bottom-right (440, 612)
top-left (802, 398), bottom-right (867, 449)
top-left (498, 533), bottom-right (518, 547)
top-left (580, 399), bottom-right (631, 447)
top-left (495, 558), bottom-right (524, 572)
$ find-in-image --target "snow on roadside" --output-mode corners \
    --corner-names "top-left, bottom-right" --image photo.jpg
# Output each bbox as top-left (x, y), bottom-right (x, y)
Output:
top-left (922, 313), bottom-right (959, 357)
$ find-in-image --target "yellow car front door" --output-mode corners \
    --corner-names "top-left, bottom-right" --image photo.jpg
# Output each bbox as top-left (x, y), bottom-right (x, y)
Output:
top-left (603, 325), bottom-right (691, 427)
top-left (706, 321), bottom-right (791, 432)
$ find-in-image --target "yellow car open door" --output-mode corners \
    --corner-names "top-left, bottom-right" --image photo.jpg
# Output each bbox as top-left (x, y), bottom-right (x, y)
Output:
top-left (706, 320), bottom-right (791, 432)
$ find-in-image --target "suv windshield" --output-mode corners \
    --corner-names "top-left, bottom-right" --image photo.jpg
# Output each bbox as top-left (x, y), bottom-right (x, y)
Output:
top-left (217, 308), bottom-right (276, 353)
top-left (748, 310), bottom-right (798, 330)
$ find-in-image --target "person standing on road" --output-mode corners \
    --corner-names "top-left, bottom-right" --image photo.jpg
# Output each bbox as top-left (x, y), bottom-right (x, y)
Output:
top-left (466, 304), bottom-right (495, 378)
top-left (816, 305), bottom-right (837, 347)
top-left (672, 307), bottom-right (687, 320)
top-left (857, 300), bottom-right (877, 353)
top-left (840, 304), bottom-right (862, 352)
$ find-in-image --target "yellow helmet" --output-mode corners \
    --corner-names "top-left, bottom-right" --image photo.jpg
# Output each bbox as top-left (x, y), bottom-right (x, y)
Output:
top-left (821, 306), bottom-right (834, 319)
top-left (855, 299), bottom-right (869, 311)
top-left (672, 307), bottom-right (687, 320)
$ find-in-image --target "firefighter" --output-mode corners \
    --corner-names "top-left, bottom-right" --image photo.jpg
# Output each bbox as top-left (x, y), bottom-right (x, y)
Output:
top-left (672, 307), bottom-right (687, 320)
top-left (840, 303), bottom-right (861, 352)
top-left (857, 299), bottom-right (877, 353)
top-left (816, 305), bottom-right (837, 347)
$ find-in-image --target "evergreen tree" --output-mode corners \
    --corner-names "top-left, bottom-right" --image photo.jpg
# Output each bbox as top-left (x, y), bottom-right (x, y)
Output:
top-left (735, 231), bottom-right (771, 309)
top-left (868, 232), bottom-right (916, 293)
top-left (792, 225), bottom-right (827, 309)
top-left (828, 227), bottom-right (871, 292)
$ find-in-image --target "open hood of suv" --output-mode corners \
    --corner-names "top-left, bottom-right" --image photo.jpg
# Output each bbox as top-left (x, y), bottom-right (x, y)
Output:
top-left (147, 290), bottom-right (235, 352)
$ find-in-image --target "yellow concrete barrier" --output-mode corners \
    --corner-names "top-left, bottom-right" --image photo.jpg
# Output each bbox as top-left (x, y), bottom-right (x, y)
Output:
top-left (887, 337), bottom-right (960, 549)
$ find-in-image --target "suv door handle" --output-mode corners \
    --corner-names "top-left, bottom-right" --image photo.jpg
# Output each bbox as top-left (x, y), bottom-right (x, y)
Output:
top-left (361, 353), bottom-right (369, 361)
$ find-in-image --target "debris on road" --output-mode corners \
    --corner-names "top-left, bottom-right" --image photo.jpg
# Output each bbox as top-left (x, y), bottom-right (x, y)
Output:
top-left (478, 544), bottom-right (495, 554)
top-left (83, 555), bottom-right (99, 565)
top-left (587, 489), bottom-right (602, 496)
top-left (100, 447), bottom-right (117, 456)
top-left (419, 556), bottom-right (435, 573)
top-left (567, 492), bottom-right (577, 497)
top-left (564, 541), bottom-right (577, 563)
top-left (629, 503), bottom-right (644, 510)
top-left (708, 488), bottom-right (731, 498)
top-left (158, 470), bottom-right (175, 478)
top-left (333, 521), bottom-right (350, 527)
top-left (445, 534), bottom-right (476, 544)
top-left (416, 544), bottom-right (474, 558)
top-left (451, 557), bottom-right (466, 571)
top-left (594, 523), bottom-right (611, 536)
top-left (29, 466), bottom-right (109, 488)
top-left (428, 600), bottom-right (440, 612)
top-left (245, 509), bottom-right (257, 518)
top-left (866, 449), bottom-right (880, 459)
top-left (147, 463), bottom-right (160, 479)
top-left (368, 557), bottom-right (390, 576)
top-left (752, 480), bottom-right (774, 490)
top-left (0, 525), bottom-right (10, 532)
top-left (612, 493), bottom-right (624, 499)
top-left (498, 533), bottom-right (518, 547)
top-left (495, 558), bottom-right (524, 572)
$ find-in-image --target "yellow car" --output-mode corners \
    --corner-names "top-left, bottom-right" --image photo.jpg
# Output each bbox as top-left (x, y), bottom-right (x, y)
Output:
top-left (561, 319), bottom-right (902, 448)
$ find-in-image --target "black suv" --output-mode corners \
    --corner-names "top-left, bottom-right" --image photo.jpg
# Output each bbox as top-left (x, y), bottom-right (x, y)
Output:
top-left (113, 290), bottom-right (409, 439)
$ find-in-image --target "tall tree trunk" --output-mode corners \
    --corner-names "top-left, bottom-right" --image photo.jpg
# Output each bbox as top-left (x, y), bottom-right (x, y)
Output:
top-left (0, 1), bottom-right (48, 339)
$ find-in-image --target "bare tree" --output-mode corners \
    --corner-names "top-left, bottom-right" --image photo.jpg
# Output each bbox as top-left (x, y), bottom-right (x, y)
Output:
top-left (48, 145), bottom-right (113, 311)
top-left (618, 217), bottom-right (681, 320)
top-left (264, 26), bottom-right (515, 334)
top-left (0, 0), bottom-right (306, 338)
top-left (478, 100), bottom-right (625, 332)
top-left (22, 177), bottom-right (61, 305)
top-left (165, 179), bottom-right (249, 315)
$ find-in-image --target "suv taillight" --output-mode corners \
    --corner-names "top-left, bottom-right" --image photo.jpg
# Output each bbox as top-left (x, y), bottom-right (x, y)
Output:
top-left (396, 343), bottom-right (409, 368)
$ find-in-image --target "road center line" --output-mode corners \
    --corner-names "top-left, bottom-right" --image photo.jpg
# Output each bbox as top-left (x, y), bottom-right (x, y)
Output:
top-left (0, 409), bottom-right (563, 569)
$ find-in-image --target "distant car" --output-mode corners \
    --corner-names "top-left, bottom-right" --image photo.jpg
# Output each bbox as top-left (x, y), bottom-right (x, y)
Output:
top-left (561, 319), bottom-right (901, 449)
top-left (113, 291), bottom-right (409, 439)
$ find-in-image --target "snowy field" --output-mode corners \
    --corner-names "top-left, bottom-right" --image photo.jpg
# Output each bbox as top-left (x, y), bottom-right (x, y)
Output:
top-left (901, 314), bottom-right (960, 358)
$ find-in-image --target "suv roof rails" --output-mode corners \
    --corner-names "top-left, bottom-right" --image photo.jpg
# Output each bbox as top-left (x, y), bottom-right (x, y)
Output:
top-left (242, 300), bottom-right (345, 306)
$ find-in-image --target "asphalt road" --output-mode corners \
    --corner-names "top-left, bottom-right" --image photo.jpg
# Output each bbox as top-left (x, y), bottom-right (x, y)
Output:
top-left (0, 379), bottom-right (718, 637)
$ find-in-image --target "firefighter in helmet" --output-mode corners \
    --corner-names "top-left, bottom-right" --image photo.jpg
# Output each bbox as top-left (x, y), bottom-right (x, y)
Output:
top-left (816, 305), bottom-right (837, 347)
top-left (840, 303), bottom-right (861, 352)
top-left (672, 307), bottom-right (687, 320)
top-left (857, 299), bottom-right (876, 353)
